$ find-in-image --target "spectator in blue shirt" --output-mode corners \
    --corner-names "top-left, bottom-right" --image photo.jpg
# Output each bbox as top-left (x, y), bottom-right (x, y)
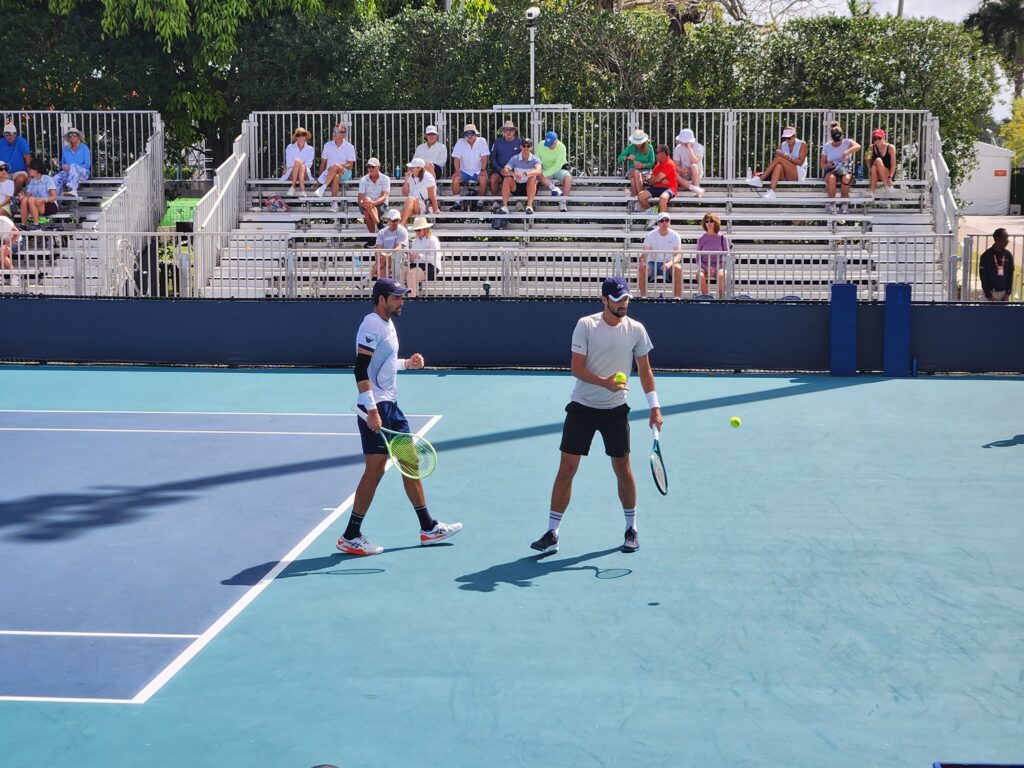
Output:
top-left (497, 138), bottom-right (542, 215)
top-left (488, 120), bottom-right (522, 200)
top-left (18, 158), bottom-right (58, 230)
top-left (54, 127), bottom-right (92, 197)
top-left (1, 123), bottom-right (32, 194)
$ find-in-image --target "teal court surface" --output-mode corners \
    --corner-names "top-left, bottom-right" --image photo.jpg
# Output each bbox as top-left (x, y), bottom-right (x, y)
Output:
top-left (0, 365), bottom-right (1021, 767)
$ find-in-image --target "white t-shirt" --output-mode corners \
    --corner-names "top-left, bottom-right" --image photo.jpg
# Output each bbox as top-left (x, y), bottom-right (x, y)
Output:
top-left (281, 142), bottom-right (315, 180)
top-left (376, 224), bottom-right (409, 251)
top-left (356, 312), bottom-right (401, 404)
top-left (322, 140), bottom-right (356, 169)
top-left (0, 215), bottom-right (17, 242)
top-left (408, 171), bottom-right (437, 204)
top-left (410, 234), bottom-right (442, 273)
top-left (359, 172), bottom-right (391, 201)
top-left (673, 142), bottom-right (705, 170)
top-left (570, 313), bottom-right (654, 409)
top-left (642, 228), bottom-right (682, 263)
top-left (451, 137), bottom-right (489, 175)
top-left (821, 139), bottom-right (854, 168)
top-left (0, 178), bottom-right (14, 205)
top-left (414, 141), bottom-right (448, 169)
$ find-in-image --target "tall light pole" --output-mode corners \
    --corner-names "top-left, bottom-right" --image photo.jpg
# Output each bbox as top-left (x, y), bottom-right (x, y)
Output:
top-left (526, 6), bottom-right (540, 108)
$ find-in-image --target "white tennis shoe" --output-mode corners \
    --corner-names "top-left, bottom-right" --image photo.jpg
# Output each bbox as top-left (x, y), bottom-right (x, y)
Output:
top-left (420, 520), bottom-right (463, 545)
top-left (337, 534), bottom-right (384, 556)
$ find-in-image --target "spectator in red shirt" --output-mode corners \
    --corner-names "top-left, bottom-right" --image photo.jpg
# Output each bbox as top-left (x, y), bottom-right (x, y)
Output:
top-left (636, 145), bottom-right (677, 221)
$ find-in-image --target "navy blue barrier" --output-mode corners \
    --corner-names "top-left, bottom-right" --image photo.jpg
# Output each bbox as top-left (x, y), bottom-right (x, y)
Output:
top-left (1, 297), bottom-right (1023, 373)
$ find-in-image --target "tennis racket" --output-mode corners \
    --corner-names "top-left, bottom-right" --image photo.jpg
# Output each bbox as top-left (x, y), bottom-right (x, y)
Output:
top-left (352, 405), bottom-right (438, 480)
top-left (649, 426), bottom-right (668, 495)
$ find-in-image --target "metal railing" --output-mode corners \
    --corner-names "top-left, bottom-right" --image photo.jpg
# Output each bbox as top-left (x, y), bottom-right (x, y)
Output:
top-left (959, 234), bottom-right (1023, 302)
top-left (193, 124), bottom-right (251, 290)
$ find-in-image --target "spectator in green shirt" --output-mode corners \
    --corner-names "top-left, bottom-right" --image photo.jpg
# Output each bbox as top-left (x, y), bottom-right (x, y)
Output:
top-left (537, 130), bottom-right (572, 212)
top-left (617, 129), bottom-right (656, 200)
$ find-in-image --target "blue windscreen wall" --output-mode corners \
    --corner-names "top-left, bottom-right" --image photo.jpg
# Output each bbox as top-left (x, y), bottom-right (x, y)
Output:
top-left (1, 297), bottom-right (1022, 373)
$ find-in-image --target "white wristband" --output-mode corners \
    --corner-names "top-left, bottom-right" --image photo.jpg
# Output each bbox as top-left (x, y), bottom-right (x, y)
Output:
top-left (357, 390), bottom-right (377, 411)
top-left (397, 358), bottom-right (408, 370)
top-left (646, 391), bottom-right (660, 410)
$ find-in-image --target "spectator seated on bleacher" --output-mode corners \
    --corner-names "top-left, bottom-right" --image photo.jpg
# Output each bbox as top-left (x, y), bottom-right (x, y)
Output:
top-left (488, 120), bottom-right (522, 200)
top-left (1, 215), bottom-right (20, 287)
top-left (867, 128), bottom-right (897, 195)
top-left (0, 123), bottom-right (31, 195)
top-left (413, 125), bottom-right (447, 180)
top-left (449, 124), bottom-right (489, 212)
top-left (747, 125), bottom-right (808, 199)
top-left (673, 129), bottom-right (705, 198)
top-left (636, 145), bottom-right (677, 221)
top-left (18, 158), bottom-right (58, 230)
top-left (820, 121), bottom-right (861, 213)
top-left (315, 124), bottom-right (355, 199)
top-left (281, 126), bottom-right (315, 196)
top-left (405, 217), bottom-right (443, 297)
top-left (356, 157), bottom-right (390, 243)
top-left (696, 212), bottom-right (731, 300)
top-left (400, 158), bottom-right (440, 228)
top-left (53, 127), bottom-right (91, 198)
top-left (618, 129), bottom-right (655, 200)
top-left (496, 138), bottom-right (541, 215)
top-left (537, 130), bottom-right (571, 212)
top-left (639, 211), bottom-right (682, 299)
top-left (0, 163), bottom-right (14, 218)
top-left (370, 209), bottom-right (408, 284)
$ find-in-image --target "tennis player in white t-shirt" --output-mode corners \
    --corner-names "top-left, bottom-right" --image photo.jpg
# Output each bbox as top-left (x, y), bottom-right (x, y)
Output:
top-left (531, 277), bottom-right (664, 556)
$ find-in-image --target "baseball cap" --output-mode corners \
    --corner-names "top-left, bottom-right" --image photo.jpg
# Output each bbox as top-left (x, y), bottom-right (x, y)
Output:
top-left (366, 157), bottom-right (381, 167)
top-left (2, 124), bottom-right (16, 135)
top-left (654, 211), bottom-right (670, 224)
top-left (601, 277), bottom-right (631, 302)
top-left (0, 162), bottom-right (8, 171)
top-left (372, 278), bottom-right (411, 300)
top-left (406, 158), bottom-right (426, 169)
top-left (781, 127), bottom-right (796, 138)
top-left (544, 130), bottom-right (558, 148)
top-left (872, 128), bottom-right (886, 139)
top-left (424, 125), bottom-right (438, 135)
top-left (385, 209), bottom-right (401, 221)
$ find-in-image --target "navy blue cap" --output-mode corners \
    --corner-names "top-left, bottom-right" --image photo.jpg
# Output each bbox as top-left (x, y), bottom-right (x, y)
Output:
top-left (372, 278), bottom-right (411, 300)
top-left (601, 277), bottom-right (631, 301)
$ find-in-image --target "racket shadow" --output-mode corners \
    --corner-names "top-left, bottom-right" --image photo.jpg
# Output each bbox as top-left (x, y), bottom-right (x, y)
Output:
top-left (455, 547), bottom-right (628, 593)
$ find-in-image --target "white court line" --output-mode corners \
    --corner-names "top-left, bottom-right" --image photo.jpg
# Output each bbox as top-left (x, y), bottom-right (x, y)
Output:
top-left (0, 631), bottom-right (200, 639)
top-left (0, 695), bottom-right (135, 705)
top-left (0, 428), bottom-right (360, 436)
top-left (0, 409), bottom-right (433, 417)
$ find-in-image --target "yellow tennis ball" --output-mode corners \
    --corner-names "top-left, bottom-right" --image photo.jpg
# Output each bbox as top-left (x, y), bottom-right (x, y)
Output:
top-left (613, 372), bottom-right (627, 384)
top-left (730, 416), bottom-right (742, 428)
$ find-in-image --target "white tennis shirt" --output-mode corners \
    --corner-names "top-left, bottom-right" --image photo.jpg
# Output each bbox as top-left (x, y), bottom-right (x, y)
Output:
top-left (356, 312), bottom-right (401, 403)
top-left (570, 313), bottom-right (653, 409)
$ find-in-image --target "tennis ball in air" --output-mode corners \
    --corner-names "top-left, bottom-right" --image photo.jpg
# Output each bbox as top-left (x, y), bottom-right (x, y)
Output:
top-left (613, 372), bottom-right (628, 384)
top-left (730, 416), bottom-right (742, 428)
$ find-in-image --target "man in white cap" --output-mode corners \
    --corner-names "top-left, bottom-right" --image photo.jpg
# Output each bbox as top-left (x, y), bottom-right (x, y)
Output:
top-left (315, 124), bottom-right (356, 199)
top-left (356, 158), bottom-right (391, 242)
top-left (673, 128), bottom-right (704, 197)
top-left (449, 123), bottom-right (489, 211)
top-left (369, 209), bottom-right (408, 285)
top-left (1, 123), bottom-right (32, 195)
top-left (639, 211), bottom-right (683, 299)
top-left (400, 158), bottom-right (439, 227)
top-left (413, 125), bottom-right (447, 179)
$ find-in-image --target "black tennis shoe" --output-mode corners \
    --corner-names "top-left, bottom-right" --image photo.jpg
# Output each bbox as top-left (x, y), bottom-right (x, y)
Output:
top-left (622, 528), bottom-right (639, 553)
top-left (530, 530), bottom-right (559, 554)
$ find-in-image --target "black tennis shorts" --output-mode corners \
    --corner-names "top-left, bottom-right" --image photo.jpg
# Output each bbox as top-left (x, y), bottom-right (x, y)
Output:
top-left (560, 401), bottom-right (631, 458)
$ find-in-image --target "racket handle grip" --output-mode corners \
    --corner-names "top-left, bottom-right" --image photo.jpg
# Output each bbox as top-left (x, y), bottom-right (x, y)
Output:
top-left (651, 426), bottom-right (660, 440)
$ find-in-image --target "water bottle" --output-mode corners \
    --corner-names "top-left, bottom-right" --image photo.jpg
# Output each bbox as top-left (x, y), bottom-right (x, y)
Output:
top-left (746, 166), bottom-right (752, 179)
top-left (394, 165), bottom-right (402, 179)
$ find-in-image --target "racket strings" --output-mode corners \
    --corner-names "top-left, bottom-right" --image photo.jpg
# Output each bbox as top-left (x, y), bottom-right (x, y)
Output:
top-left (388, 433), bottom-right (437, 479)
top-left (650, 450), bottom-right (668, 495)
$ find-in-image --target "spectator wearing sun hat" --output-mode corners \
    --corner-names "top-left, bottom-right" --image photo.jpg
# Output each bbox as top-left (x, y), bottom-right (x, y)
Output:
top-left (537, 130), bottom-right (571, 212)
top-left (0, 123), bottom-right (32, 194)
top-left (315, 124), bottom-right (356, 199)
top-left (488, 120), bottom-right (522, 199)
top-left (867, 128), bottom-right (897, 194)
top-left (400, 157), bottom-right (439, 228)
top-left (281, 126), bottom-right (315, 195)
top-left (404, 216), bottom-right (443, 297)
top-left (413, 125), bottom-right (447, 179)
top-left (747, 126), bottom-right (808, 198)
top-left (672, 128), bottom-right (704, 198)
top-left (617, 129), bottom-right (656, 199)
top-left (450, 123), bottom-right (489, 211)
top-left (52, 127), bottom-right (92, 198)
top-left (356, 158), bottom-right (391, 239)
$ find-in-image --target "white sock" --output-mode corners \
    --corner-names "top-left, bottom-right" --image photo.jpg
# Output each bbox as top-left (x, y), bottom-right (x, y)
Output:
top-left (624, 508), bottom-right (636, 531)
top-left (548, 511), bottom-right (563, 535)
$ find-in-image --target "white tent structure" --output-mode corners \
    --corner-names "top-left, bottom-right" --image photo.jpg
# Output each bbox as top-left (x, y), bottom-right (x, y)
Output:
top-left (957, 141), bottom-right (1014, 215)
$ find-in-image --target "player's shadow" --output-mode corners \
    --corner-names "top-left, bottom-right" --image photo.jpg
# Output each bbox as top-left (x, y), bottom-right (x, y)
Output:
top-left (455, 547), bottom-right (629, 592)
top-left (982, 434), bottom-right (1024, 448)
top-left (223, 545), bottom-right (448, 585)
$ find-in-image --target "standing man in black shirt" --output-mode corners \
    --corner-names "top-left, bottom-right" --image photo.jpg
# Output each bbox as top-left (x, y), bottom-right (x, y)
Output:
top-left (979, 228), bottom-right (1015, 302)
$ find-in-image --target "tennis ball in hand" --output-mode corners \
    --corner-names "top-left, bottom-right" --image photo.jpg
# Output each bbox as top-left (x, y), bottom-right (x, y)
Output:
top-left (613, 372), bottom-right (628, 384)
top-left (730, 416), bottom-right (742, 428)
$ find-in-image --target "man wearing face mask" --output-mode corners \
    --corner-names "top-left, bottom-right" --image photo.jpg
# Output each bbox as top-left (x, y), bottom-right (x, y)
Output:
top-left (819, 121), bottom-right (861, 214)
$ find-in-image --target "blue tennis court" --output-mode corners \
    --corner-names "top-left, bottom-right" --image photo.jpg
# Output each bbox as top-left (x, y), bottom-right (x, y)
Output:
top-left (1, 364), bottom-right (1021, 767)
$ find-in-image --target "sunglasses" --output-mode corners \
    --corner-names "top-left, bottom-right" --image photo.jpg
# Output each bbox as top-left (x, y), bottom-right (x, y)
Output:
top-left (333, 129), bottom-right (346, 134)
top-left (464, 132), bottom-right (476, 137)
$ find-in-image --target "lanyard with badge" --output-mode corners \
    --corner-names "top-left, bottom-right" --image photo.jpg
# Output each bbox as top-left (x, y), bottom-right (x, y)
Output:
top-left (995, 252), bottom-right (1007, 277)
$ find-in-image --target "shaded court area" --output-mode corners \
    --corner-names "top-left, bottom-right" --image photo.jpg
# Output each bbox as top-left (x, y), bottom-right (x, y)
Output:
top-left (0, 365), bottom-right (1022, 767)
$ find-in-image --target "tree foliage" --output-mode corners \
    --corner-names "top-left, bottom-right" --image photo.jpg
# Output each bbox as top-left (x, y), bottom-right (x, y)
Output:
top-left (999, 96), bottom-right (1024, 164)
top-left (966, 0), bottom-right (1024, 99)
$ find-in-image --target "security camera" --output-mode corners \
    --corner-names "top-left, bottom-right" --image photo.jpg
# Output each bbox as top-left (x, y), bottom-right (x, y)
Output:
top-left (525, 6), bottom-right (541, 21)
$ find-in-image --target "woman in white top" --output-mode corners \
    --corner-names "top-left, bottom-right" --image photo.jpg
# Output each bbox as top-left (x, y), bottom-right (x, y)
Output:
top-left (404, 216), bottom-right (442, 297)
top-left (819, 121), bottom-right (861, 211)
top-left (673, 128), bottom-right (705, 197)
top-left (747, 126), bottom-right (808, 198)
top-left (281, 127), bottom-right (315, 195)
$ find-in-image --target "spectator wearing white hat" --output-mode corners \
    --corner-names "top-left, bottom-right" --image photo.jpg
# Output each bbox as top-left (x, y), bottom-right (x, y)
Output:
top-left (400, 158), bottom-right (440, 227)
top-left (53, 127), bottom-right (91, 198)
top-left (450, 123), bottom-right (489, 211)
top-left (404, 216), bottom-right (443, 297)
top-left (617, 129), bottom-right (655, 199)
top-left (413, 125), bottom-right (447, 179)
top-left (356, 158), bottom-right (391, 241)
top-left (673, 128), bottom-right (704, 197)
top-left (537, 130), bottom-right (571, 212)
top-left (281, 127), bottom-right (315, 196)
top-left (0, 123), bottom-right (31, 195)
top-left (489, 120), bottom-right (522, 198)
top-left (639, 211), bottom-right (682, 299)
top-left (747, 126), bottom-right (807, 198)
top-left (315, 124), bottom-right (356, 199)
top-left (369, 209), bottom-right (408, 284)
